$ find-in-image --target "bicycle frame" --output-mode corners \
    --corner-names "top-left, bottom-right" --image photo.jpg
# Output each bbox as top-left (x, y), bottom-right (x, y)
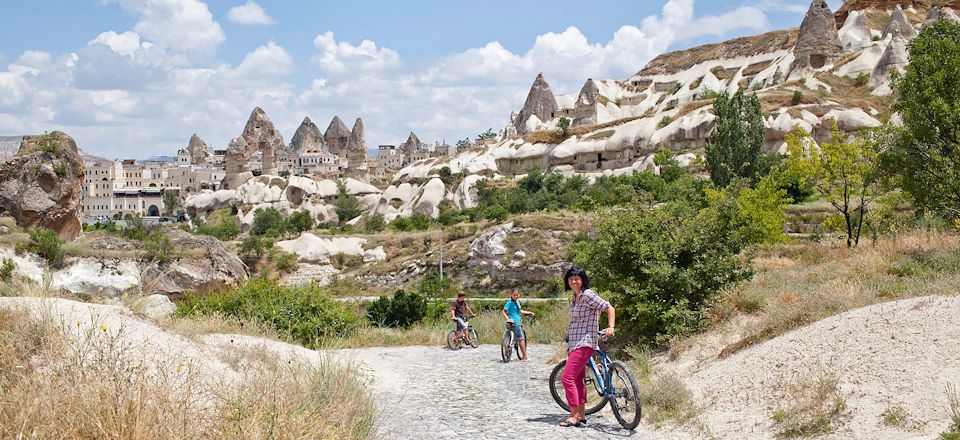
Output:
top-left (584, 346), bottom-right (613, 397)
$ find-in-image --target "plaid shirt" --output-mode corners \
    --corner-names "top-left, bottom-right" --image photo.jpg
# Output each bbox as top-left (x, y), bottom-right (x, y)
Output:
top-left (566, 288), bottom-right (610, 352)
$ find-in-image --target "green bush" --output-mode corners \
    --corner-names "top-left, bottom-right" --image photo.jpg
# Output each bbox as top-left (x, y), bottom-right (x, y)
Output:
top-left (0, 258), bottom-right (13, 281)
top-left (251, 207), bottom-right (284, 236)
top-left (854, 72), bottom-right (870, 87)
top-left (239, 235), bottom-right (272, 257)
top-left (121, 214), bottom-right (149, 241)
top-left (483, 205), bottom-right (508, 222)
top-left (573, 199), bottom-right (754, 345)
top-left (657, 116), bottom-right (673, 129)
top-left (366, 290), bottom-right (428, 328)
top-left (177, 278), bottom-right (361, 346)
top-left (390, 216), bottom-right (413, 232)
top-left (286, 210), bottom-right (314, 234)
top-left (18, 227), bottom-right (65, 267)
top-left (792, 90), bottom-right (803, 105)
top-left (364, 214), bottom-right (385, 233)
top-left (410, 213), bottom-right (431, 231)
top-left (419, 274), bottom-right (452, 297)
top-left (196, 220), bottom-right (240, 241)
top-left (144, 229), bottom-right (174, 265)
top-left (53, 162), bottom-right (68, 177)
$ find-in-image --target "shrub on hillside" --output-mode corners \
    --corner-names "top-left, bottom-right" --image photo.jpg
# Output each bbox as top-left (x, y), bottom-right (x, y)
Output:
top-left (286, 210), bottom-right (314, 234)
top-left (364, 214), bottom-right (385, 233)
top-left (177, 278), bottom-right (361, 345)
top-left (409, 213), bottom-right (431, 231)
top-left (366, 290), bottom-right (428, 328)
top-left (483, 205), bottom-right (508, 222)
top-left (251, 207), bottom-right (284, 236)
top-left (419, 274), bottom-right (452, 297)
top-left (390, 216), bottom-right (413, 232)
top-left (143, 229), bottom-right (174, 265)
top-left (16, 227), bottom-right (65, 268)
top-left (0, 258), bottom-right (13, 281)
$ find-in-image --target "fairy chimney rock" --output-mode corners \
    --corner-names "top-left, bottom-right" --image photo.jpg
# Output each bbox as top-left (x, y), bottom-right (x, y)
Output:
top-left (577, 78), bottom-right (602, 107)
top-left (792, 0), bottom-right (844, 72)
top-left (324, 116), bottom-right (352, 156)
top-left (241, 107), bottom-right (285, 156)
top-left (290, 117), bottom-right (326, 153)
top-left (186, 133), bottom-right (209, 164)
top-left (884, 6), bottom-right (920, 39)
top-left (400, 132), bottom-right (422, 156)
top-left (514, 73), bottom-right (559, 134)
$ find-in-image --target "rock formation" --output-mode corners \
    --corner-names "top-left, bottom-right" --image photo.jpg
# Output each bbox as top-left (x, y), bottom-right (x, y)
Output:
top-left (400, 132), bottom-right (422, 157)
top-left (343, 118), bottom-right (369, 179)
top-left (186, 134), bottom-right (209, 164)
top-left (835, 0), bottom-right (936, 27)
top-left (576, 78), bottom-right (602, 107)
top-left (884, 6), bottom-right (920, 39)
top-left (839, 11), bottom-right (874, 50)
top-left (0, 131), bottom-right (84, 240)
top-left (221, 137), bottom-right (252, 190)
top-left (141, 229), bottom-right (248, 297)
top-left (514, 73), bottom-right (559, 134)
top-left (290, 117), bottom-right (326, 154)
top-left (924, 6), bottom-right (960, 25)
top-left (870, 37), bottom-right (910, 90)
top-left (324, 116), bottom-right (352, 157)
top-left (792, 0), bottom-right (844, 72)
top-left (240, 107), bottom-right (285, 156)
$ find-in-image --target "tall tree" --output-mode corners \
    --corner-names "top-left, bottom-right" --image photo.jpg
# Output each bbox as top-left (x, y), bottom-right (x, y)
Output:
top-left (335, 179), bottom-right (362, 225)
top-left (162, 190), bottom-right (181, 216)
top-left (705, 90), bottom-right (766, 187)
top-left (881, 19), bottom-right (960, 218)
top-left (786, 126), bottom-right (882, 247)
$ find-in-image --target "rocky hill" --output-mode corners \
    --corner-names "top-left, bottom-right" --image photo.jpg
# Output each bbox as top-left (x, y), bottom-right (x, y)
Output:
top-left (390, 1), bottom-right (956, 200)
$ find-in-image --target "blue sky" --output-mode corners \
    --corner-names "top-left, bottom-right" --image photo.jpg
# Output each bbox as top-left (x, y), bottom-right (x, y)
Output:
top-left (0, 0), bottom-right (841, 159)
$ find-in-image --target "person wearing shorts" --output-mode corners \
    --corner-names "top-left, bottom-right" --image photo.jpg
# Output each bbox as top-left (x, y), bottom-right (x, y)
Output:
top-left (501, 288), bottom-right (535, 360)
top-left (450, 292), bottom-right (475, 342)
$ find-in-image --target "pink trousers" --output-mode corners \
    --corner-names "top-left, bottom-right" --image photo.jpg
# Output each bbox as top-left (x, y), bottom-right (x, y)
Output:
top-left (561, 346), bottom-right (595, 408)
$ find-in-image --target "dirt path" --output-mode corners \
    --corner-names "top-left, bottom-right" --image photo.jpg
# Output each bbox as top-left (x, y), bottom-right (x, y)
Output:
top-left (338, 344), bottom-right (683, 440)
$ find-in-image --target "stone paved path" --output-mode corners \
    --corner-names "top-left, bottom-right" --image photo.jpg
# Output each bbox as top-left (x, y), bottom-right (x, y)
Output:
top-left (339, 344), bottom-right (673, 440)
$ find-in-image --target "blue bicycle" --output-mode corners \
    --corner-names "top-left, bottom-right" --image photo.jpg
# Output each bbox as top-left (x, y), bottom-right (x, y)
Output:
top-left (548, 333), bottom-right (642, 430)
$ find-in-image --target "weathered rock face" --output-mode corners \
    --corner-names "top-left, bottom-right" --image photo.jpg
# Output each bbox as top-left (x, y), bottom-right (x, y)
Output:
top-left (835, 0), bottom-right (937, 27)
top-left (924, 6), bottom-right (960, 25)
top-left (870, 36), bottom-right (910, 90)
top-left (839, 11), bottom-right (874, 50)
top-left (241, 107), bottom-right (285, 156)
top-left (514, 73), bottom-right (558, 134)
top-left (141, 229), bottom-right (248, 298)
top-left (290, 117), bottom-right (326, 154)
top-left (0, 132), bottom-right (84, 240)
top-left (343, 118), bottom-right (369, 177)
top-left (576, 78), bottom-right (602, 107)
top-left (324, 116), bottom-right (352, 157)
top-left (884, 6), bottom-right (920, 39)
top-left (222, 137), bottom-right (252, 190)
top-left (400, 132), bottom-right (421, 157)
top-left (793, 0), bottom-right (843, 71)
top-left (186, 134), bottom-right (209, 164)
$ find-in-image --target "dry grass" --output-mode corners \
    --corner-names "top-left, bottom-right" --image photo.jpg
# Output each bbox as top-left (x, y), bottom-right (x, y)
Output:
top-left (712, 231), bottom-right (960, 358)
top-left (814, 72), bottom-right (893, 117)
top-left (770, 367), bottom-right (847, 438)
top-left (0, 306), bottom-right (377, 439)
top-left (523, 129), bottom-right (565, 145)
top-left (675, 99), bottom-right (716, 119)
top-left (743, 60), bottom-right (773, 77)
top-left (710, 66), bottom-right (738, 81)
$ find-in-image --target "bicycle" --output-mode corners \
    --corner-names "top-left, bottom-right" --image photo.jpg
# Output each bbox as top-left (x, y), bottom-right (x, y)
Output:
top-left (548, 333), bottom-right (642, 430)
top-left (500, 320), bottom-right (527, 363)
top-left (446, 316), bottom-right (478, 350)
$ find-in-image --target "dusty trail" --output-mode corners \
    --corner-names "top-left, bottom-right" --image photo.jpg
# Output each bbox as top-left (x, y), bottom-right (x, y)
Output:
top-left (338, 344), bottom-right (681, 440)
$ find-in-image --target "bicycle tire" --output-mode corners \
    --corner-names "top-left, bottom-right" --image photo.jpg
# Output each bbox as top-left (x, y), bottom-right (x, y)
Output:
top-left (548, 360), bottom-right (608, 415)
top-left (515, 328), bottom-right (526, 360)
top-left (608, 361), bottom-right (642, 430)
top-left (467, 328), bottom-right (479, 348)
top-left (446, 330), bottom-right (461, 350)
top-left (501, 331), bottom-right (513, 362)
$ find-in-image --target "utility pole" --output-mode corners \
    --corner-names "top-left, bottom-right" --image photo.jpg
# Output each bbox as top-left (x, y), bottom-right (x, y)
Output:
top-left (439, 229), bottom-right (444, 280)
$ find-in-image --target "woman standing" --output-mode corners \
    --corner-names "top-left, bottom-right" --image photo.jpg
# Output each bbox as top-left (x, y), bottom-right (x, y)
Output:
top-left (559, 266), bottom-right (615, 428)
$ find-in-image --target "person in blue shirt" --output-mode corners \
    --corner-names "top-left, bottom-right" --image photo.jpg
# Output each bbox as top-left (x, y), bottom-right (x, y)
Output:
top-left (501, 288), bottom-right (535, 360)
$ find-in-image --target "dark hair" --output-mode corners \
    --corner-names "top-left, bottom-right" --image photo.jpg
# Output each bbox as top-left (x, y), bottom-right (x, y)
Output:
top-left (563, 266), bottom-right (591, 291)
top-left (457, 292), bottom-right (466, 297)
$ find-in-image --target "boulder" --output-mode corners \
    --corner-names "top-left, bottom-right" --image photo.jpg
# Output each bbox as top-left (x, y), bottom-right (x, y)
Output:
top-left (52, 258), bottom-right (141, 297)
top-left (514, 73), bottom-right (559, 134)
top-left (141, 229), bottom-right (248, 297)
top-left (184, 189), bottom-right (237, 217)
top-left (133, 294), bottom-right (177, 320)
top-left (453, 175), bottom-right (484, 210)
top-left (468, 222), bottom-right (521, 260)
top-left (275, 233), bottom-right (386, 263)
top-left (412, 178), bottom-right (446, 218)
top-left (0, 131), bottom-right (84, 240)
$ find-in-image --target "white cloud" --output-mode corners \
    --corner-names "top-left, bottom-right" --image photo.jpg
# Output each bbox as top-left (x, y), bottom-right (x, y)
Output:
top-left (312, 32), bottom-right (402, 76)
top-left (107, 0), bottom-right (225, 55)
top-left (227, 1), bottom-right (276, 25)
top-left (228, 41), bottom-right (295, 79)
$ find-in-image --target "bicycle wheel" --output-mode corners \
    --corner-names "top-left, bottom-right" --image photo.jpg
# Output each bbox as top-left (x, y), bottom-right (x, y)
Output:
top-left (446, 330), bottom-right (461, 350)
top-left (515, 328), bottom-right (526, 360)
top-left (548, 360), bottom-right (608, 415)
top-left (608, 361), bottom-right (642, 430)
top-left (467, 328), bottom-right (479, 348)
top-left (501, 331), bottom-right (513, 363)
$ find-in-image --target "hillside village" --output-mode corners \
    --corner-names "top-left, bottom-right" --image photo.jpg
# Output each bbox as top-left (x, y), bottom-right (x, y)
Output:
top-left (3, 0), bottom-right (960, 439)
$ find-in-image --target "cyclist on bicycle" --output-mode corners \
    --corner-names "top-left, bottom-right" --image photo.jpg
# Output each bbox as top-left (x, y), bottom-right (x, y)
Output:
top-left (450, 292), bottom-right (475, 343)
top-left (501, 288), bottom-right (535, 360)
top-left (559, 266), bottom-right (615, 428)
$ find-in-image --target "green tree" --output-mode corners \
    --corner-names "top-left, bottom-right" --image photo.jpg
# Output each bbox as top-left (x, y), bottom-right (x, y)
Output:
top-left (286, 210), bottom-right (314, 234)
top-left (705, 89), bottom-right (766, 187)
top-left (251, 207), bottom-right (284, 236)
top-left (456, 138), bottom-right (471, 149)
top-left (335, 179), bottom-right (362, 225)
top-left (162, 190), bottom-right (181, 216)
top-left (239, 235), bottom-right (272, 257)
top-left (786, 126), bottom-right (882, 247)
top-left (557, 117), bottom-right (571, 136)
top-left (881, 19), bottom-right (960, 218)
top-left (479, 128), bottom-right (497, 139)
top-left (367, 290), bottom-right (428, 328)
top-left (17, 227), bottom-right (65, 268)
top-left (365, 214), bottom-right (385, 233)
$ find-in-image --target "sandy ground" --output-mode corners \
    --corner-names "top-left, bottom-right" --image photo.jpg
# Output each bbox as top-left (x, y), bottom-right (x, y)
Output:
top-left (3, 295), bottom-right (960, 439)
